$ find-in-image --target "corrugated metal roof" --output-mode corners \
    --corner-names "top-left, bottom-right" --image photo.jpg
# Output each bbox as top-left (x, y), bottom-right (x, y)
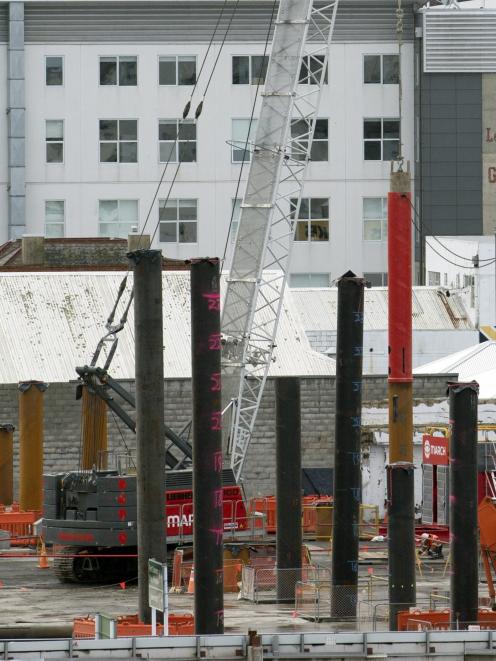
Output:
top-left (414, 340), bottom-right (496, 399)
top-left (20, 1), bottom-right (413, 44)
top-left (423, 6), bottom-right (496, 73)
top-left (0, 271), bottom-right (334, 384)
top-left (290, 286), bottom-right (474, 332)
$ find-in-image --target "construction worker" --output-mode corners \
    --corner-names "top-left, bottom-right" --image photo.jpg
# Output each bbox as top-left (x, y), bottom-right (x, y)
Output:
top-left (419, 532), bottom-right (443, 559)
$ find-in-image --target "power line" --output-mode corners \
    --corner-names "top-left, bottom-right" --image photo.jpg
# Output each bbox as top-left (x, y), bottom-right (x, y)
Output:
top-left (409, 199), bottom-right (496, 270)
top-left (407, 198), bottom-right (494, 264)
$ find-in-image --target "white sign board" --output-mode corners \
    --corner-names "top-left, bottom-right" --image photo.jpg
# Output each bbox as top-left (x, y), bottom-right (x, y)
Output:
top-left (148, 558), bottom-right (167, 611)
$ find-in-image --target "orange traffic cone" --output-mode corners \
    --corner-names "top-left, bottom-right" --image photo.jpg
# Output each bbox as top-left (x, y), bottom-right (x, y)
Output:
top-left (38, 541), bottom-right (49, 569)
top-left (188, 567), bottom-right (195, 594)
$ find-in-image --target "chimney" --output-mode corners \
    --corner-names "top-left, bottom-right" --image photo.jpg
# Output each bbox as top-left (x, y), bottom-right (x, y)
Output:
top-left (21, 235), bottom-right (45, 265)
top-left (127, 233), bottom-right (151, 252)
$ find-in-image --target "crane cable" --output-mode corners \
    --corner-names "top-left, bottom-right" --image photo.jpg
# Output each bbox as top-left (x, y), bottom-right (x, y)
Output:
top-left (90, 0), bottom-right (240, 367)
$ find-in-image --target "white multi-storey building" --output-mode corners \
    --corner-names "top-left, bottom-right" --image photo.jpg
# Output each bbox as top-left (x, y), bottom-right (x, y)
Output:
top-left (0, 0), bottom-right (415, 286)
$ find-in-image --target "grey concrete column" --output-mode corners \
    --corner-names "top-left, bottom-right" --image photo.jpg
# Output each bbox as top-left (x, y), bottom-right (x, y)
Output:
top-left (8, 2), bottom-right (25, 239)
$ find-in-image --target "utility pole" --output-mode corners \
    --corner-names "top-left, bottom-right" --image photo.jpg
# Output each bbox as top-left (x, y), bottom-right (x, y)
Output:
top-left (387, 163), bottom-right (416, 630)
top-left (128, 249), bottom-right (166, 624)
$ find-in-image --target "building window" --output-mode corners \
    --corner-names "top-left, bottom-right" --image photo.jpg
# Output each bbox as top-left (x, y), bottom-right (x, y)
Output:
top-left (290, 198), bottom-right (329, 242)
top-left (159, 120), bottom-right (196, 163)
top-left (46, 56), bottom-right (63, 86)
top-left (232, 119), bottom-right (257, 163)
top-left (428, 271), bottom-right (441, 287)
top-left (363, 198), bottom-right (387, 241)
top-left (99, 56), bottom-right (137, 86)
top-left (45, 200), bottom-right (65, 237)
top-left (289, 273), bottom-right (330, 288)
top-left (46, 120), bottom-right (64, 163)
top-left (159, 198), bottom-right (197, 243)
top-left (232, 55), bottom-right (268, 85)
top-left (291, 119), bottom-right (328, 161)
top-left (363, 118), bottom-right (400, 161)
top-left (159, 56), bottom-right (196, 85)
top-left (364, 54), bottom-right (399, 84)
top-left (364, 272), bottom-right (388, 287)
top-left (99, 200), bottom-right (138, 237)
top-left (230, 198), bottom-right (242, 243)
top-left (299, 55), bottom-right (327, 84)
top-left (99, 119), bottom-right (138, 163)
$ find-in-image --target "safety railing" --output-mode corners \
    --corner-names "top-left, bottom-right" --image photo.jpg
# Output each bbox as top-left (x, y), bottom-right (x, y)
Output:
top-left (241, 565), bottom-right (329, 604)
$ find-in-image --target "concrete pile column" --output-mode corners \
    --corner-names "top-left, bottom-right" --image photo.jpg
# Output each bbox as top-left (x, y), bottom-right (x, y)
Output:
top-left (449, 381), bottom-right (479, 629)
top-left (276, 377), bottom-right (302, 603)
top-left (80, 384), bottom-right (108, 470)
top-left (190, 258), bottom-right (224, 635)
top-left (331, 272), bottom-right (365, 619)
top-left (0, 425), bottom-right (15, 505)
top-left (18, 381), bottom-right (47, 512)
top-left (128, 249), bottom-right (166, 624)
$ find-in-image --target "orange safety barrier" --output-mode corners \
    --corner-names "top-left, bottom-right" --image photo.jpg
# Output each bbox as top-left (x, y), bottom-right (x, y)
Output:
top-left (249, 496), bottom-right (334, 535)
top-left (73, 614), bottom-right (194, 638)
top-left (397, 609), bottom-right (496, 631)
top-left (302, 496), bottom-right (319, 533)
top-left (0, 506), bottom-right (40, 546)
top-left (249, 496), bottom-right (276, 533)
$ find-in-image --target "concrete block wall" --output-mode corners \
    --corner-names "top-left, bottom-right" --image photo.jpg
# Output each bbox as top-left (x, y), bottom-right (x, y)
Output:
top-left (2, 372), bottom-right (454, 501)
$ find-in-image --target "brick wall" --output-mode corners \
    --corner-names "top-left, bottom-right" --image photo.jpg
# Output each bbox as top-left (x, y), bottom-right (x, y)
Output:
top-left (3, 372), bottom-right (454, 500)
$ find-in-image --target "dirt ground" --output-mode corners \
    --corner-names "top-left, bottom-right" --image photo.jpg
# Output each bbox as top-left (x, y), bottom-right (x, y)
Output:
top-left (0, 546), bottom-right (459, 635)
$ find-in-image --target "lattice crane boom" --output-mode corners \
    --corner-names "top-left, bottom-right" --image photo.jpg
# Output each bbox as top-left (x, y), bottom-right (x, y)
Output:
top-left (222, 0), bottom-right (339, 482)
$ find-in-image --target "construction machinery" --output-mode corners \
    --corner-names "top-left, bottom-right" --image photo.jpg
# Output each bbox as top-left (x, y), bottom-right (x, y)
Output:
top-left (41, 0), bottom-right (339, 583)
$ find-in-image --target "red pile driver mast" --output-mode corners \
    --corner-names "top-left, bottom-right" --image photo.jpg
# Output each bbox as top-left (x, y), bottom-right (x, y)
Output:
top-left (387, 162), bottom-right (416, 629)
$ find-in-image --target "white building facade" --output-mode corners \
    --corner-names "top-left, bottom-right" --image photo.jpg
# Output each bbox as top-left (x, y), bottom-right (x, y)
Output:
top-left (0, 0), bottom-right (415, 285)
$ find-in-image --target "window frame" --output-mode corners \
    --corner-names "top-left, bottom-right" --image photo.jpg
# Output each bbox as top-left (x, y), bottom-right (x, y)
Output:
top-left (45, 119), bottom-right (64, 164)
top-left (45, 55), bottom-right (64, 86)
top-left (99, 55), bottom-right (138, 87)
top-left (362, 197), bottom-right (388, 242)
top-left (99, 119), bottom-right (138, 164)
top-left (299, 54), bottom-right (328, 85)
top-left (363, 117), bottom-right (400, 161)
top-left (232, 55), bottom-right (269, 85)
top-left (158, 118), bottom-right (197, 164)
top-left (289, 273), bottom-right (330, 288)
top-left (98, 199), bottom-right (140, 238)
top-left (231, 118), bottom-right (258, 163)
top-left (158, 55), bottom-right (197, 86)
top-left (44, 199), bottom-right (65, 237)
top-left (363, 53), bottom-right (400, 85)
top-left (158, 198), bottom-right (198, 244)
top-left (290, 197), bottom-right (330, 242)
top-left (291, 118), bottom-right (329, 162)
top-left (363, 272), bottom-right (388, 287)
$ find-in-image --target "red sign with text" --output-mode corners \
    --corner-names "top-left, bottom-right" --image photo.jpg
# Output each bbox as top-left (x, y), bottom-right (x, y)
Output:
top-left (422, 434), bottom-right (449, 465)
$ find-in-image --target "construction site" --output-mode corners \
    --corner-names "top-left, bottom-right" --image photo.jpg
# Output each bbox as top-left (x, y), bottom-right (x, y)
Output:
top-left (2, 0), bottom-right (496, 659)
